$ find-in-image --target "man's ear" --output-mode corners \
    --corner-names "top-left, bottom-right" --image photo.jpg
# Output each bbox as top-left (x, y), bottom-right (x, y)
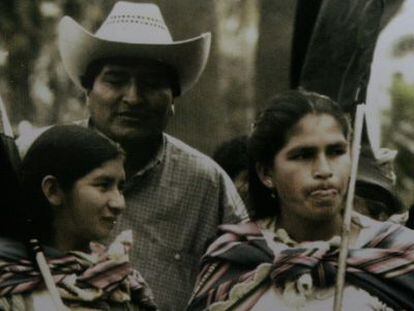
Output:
top-left (41, 175), bottom-right (64, 207)
top-left (256, 163), bottom-right (274, 189)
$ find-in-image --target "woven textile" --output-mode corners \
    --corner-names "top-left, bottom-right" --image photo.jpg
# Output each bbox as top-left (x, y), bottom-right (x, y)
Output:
top-left (0, 231), bottom-right (157, 310)
top-left (188, 214), bottom-right (414, 310)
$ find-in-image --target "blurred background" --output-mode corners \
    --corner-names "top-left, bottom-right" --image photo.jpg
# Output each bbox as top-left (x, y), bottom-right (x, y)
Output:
top-left (0, 0), bottom-right (414, 206)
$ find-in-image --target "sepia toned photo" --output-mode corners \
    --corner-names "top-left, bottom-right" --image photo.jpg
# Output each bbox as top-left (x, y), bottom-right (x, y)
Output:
top-left (1, 1), bottom-right (414, 310)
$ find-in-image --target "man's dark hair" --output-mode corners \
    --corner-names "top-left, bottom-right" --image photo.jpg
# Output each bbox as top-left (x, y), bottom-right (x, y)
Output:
top-left (80, 57), bottom-right (181, 97)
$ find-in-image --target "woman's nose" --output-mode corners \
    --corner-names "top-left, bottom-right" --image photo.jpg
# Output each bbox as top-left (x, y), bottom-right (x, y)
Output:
top-left (108, 190), bottom-right (126, 212)
top-left (313, 154), bottom-right (333, 179)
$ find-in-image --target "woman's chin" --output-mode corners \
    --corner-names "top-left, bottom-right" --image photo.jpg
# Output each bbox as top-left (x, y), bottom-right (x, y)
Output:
top-left (306, 203), bottom-right (342, 221)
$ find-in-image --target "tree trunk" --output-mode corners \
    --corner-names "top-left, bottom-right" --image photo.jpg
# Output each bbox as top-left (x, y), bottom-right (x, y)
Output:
top-left (255, 0), bottom-right (297, 109)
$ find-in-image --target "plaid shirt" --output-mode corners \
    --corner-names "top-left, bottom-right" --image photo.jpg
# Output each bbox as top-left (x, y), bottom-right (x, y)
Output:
top-left (111, 133), bottom-right (248, 310)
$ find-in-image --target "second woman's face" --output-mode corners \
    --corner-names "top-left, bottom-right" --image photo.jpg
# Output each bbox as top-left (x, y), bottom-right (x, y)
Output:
top-left (269, 113), bottom-right (351, 222)
top-left (60, 156), bottom-right (126, 245)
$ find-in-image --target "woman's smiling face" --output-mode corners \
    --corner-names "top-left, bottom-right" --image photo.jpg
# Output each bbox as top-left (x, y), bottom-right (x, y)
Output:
top-left (266, 113), bottom-right (351, 222)
top-left (58, 156), bottom-right (126, 246)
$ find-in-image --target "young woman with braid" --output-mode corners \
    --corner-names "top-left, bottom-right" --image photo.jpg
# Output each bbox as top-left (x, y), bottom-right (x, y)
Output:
top-left (0, 125), bottom-right (157, 310)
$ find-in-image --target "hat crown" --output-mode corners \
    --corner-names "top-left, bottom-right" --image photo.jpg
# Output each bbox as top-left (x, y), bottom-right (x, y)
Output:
top-left (95, 2), bottom-right (173, 44)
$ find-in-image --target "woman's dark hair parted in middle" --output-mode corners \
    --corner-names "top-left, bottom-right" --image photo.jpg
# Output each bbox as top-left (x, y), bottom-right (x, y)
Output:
top-left (248, 90), bottom-right (351, 220)
top-left (19, 125), bottom-right (124, 243)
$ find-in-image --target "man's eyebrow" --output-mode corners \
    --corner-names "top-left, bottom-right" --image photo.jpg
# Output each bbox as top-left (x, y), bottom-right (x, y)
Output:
top-left (101, 66), bottom-right (129, 75)
top-left (102, 68), bottom-right (127, 75)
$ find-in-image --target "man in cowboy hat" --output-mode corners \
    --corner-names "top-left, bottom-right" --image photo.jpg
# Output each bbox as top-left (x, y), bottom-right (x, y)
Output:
top-left (57, 2), bottom-right (248, 310)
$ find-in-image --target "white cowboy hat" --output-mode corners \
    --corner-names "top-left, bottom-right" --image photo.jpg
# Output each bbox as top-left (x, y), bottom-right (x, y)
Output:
top-left (58, 1), bottom-right (211, 95)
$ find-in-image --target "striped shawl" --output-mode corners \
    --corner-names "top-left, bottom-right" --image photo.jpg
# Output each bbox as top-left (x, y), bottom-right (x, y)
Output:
top-left (0, 231), bottom-right (157, 310)
top-left (188, 219), bottom-right (414, 310)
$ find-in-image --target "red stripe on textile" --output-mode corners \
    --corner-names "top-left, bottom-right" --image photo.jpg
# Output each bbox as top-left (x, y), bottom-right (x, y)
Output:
top-left (362, 254), bottom-right (414, 275)
top-left (206, 233), bottom-right (243, 256)
top-left (79, 262), bottom-right (131, 290)
top-left (79, 259), bottom-right (125, 278)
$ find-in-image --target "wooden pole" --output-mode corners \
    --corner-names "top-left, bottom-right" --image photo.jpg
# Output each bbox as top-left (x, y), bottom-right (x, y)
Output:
top-left (1, 89), bottom-right (66, 311)
top-left (333, 104), bottom-right (366, 311)
top-left (0, 95), bottom-right (13, 136)
top-left (29, 239), bottom-right (68, 310)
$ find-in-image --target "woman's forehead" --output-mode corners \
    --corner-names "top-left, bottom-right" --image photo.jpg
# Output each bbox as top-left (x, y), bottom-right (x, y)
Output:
top-left (77, 157), bottom-right (126, 183)
top-left (284, 114), bottom-right (348, 148)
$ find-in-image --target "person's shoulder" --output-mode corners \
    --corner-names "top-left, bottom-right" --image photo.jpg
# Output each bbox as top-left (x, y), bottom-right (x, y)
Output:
top-left (165, 134), bottom-right (226, 175)
top-left (206, 221), bottom-right (261, 252)
top-left (0, 237), bottom-right (27, 261)
top-left (353, 211), bottom-right (383, 227)
top-left (355, 211), bottom-right (414, 247)
top-left (203, 221), bottom-right (271, 265)
top-left (355, 211), bottom-right (409, 231)
top-left (165, 134), bottom-right (213, 160)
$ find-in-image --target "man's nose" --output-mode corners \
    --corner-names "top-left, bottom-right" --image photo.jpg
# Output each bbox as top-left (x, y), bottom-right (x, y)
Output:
top-left (313, 154), bottom-right (333, 179)
top-left (122, 81), bottom-right (142, 105)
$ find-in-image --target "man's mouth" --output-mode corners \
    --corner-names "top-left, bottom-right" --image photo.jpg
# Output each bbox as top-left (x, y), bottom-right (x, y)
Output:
top-left (117, 112), bottom-right (145, 121)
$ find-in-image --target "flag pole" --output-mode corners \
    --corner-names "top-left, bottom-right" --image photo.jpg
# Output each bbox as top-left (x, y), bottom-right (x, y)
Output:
top-left (333, 104), bottom-right (366, 310)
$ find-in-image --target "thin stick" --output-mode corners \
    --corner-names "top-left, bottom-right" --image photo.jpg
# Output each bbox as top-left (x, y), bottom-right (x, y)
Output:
top-left (333, 104), bottom-right (366, 311)
top-left (30, 239), bottom-right (67, 310)
top-left (1, 93), bottom-right (64, 310)
top-left (0, 95), bottom-right (13, 136)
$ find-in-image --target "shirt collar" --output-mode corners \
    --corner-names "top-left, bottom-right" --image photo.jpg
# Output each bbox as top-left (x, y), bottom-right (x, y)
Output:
top-left (132, 134), bottom-right (166, 177)
top-left (85, 117), bottom-right (166, 177)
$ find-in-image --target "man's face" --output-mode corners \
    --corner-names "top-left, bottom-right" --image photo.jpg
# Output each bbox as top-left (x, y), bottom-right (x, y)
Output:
top-left (87, 59), bottom-right (174, 144)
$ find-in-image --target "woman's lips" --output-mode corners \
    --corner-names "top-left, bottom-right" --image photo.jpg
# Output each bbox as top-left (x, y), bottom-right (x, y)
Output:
top-left (310, 188), bottom-right (338, 197)
top-left (102, 217), bottom-right (117, 228)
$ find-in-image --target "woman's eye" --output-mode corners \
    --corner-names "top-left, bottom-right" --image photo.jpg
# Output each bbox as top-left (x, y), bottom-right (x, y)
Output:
top-left (329, 147), bottom-right (347, 156)
top-left (96, 182), bottom-right (111, 191)
top-left (290, 151), bottom-right (313, 160)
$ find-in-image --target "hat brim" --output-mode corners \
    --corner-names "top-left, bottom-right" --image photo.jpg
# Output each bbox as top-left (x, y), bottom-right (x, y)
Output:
top-left (356, 151), bottom-right (404, 212)
top-left (58, 16), bottom-right (211, 95)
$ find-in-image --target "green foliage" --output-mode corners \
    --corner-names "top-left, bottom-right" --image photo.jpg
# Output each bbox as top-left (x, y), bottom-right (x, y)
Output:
top-left (386, 73), bottom-right (414, 205)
